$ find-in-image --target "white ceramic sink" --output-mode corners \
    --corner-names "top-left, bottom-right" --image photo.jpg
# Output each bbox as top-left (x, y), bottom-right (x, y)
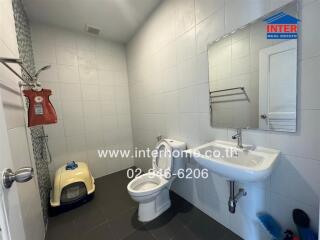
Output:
top-left (186, 140), bottom-right (280, 182)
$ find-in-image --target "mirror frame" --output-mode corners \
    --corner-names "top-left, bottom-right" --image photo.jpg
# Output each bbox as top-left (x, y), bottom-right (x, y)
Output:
top-left (206, 1), bottom-right (299, 132)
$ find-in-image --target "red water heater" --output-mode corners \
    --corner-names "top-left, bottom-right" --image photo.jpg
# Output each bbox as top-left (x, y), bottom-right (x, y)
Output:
top-left (23, 89), bottom-right (57, 127)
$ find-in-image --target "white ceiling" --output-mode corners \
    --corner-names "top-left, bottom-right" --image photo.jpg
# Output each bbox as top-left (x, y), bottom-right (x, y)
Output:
top-left (23, 0), bottom-right (162, 43)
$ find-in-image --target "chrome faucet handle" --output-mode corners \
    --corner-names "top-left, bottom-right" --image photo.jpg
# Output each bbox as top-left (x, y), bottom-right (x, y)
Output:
top-left (156, 135), bottom-right (164, 142)
top-left (236, 128), bottom-right (242, 135)
top-left (241, 145), bottom-right (256, 151)
top-left (231, 129), bottom-right (242, 139)
top-left (231, 129), bottom-right (243, 148)
top-left (232, 134), bottom-right (239, 139)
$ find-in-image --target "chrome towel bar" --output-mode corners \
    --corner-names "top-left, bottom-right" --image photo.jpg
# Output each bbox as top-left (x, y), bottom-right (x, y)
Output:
top-left (210, 86), bottom-right (250, 103)
top-left (210, 87), bottom-right (245, 94)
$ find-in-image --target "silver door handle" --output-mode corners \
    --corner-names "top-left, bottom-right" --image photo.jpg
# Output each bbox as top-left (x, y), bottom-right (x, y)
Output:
top-left (2, 167), bottom-right (34, 189)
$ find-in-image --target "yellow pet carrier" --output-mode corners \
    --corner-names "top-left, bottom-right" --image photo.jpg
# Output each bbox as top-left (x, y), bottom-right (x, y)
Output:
top-left (50, 161), bottom-right (95, 207)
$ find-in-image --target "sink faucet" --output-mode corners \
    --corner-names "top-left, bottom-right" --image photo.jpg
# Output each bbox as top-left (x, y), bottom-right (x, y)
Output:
top-left (232, 129), bottom-right (243, 149)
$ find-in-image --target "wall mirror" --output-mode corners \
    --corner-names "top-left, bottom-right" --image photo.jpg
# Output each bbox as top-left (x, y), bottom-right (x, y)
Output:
top-left (208, 2), bottom-right (298, 132)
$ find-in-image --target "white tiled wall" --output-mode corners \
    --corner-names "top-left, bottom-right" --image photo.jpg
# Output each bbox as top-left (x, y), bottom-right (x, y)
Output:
top-left (31, 23), bottom-right (134, 179)
top-left (127, 0), bottom-right (320, 239)
top-left (0, 1), bottom-right (44, 239)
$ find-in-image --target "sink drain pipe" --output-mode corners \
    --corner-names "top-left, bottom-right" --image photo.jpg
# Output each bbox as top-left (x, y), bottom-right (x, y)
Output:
top-left (228, 181), bottom-right (247, 214)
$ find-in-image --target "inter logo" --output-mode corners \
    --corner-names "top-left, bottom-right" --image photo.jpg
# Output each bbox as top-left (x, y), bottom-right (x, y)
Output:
top-left (264, 12), bottom-right (300, 39)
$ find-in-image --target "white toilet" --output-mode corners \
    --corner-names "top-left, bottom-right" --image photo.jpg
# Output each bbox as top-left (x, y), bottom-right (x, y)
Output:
top-left (127, 139), bottom-right (186, 222)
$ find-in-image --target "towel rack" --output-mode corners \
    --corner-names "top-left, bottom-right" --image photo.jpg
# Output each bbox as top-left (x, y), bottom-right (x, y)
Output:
top-left (210, 87), bottom-right (245, 95)
top-left (210, 86), bottom-right (250, 103)
top-left (0, 57), bottom-right (40, 87)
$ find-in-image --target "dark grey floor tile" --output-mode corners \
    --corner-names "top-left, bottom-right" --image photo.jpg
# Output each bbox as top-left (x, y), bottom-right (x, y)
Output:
top-left (80, 221), bottom-right (117, 240)
top-left (123, 227), bottom-right (155, 240)
top-left (93, 183), bottom-right (137, 220)
top-left (95, 168), bottom-right (134, 188)
top-left (72, 200), bottom-right (107, 233)
top-left (175, 206), bottom-right (200, 226)
top-left (185, 211), bottom-right (231, 240)
top-left (219, 230), bottom-right (243, 240)
top-left (171, 225), bottom-right (200, 240)
top-left (145, 209), bottom-right (186, 240)
top-left (45, 217), bottom-right (78, 240)
top-left (46, 207), bottom-right (80, 240)
top-left (48, 207), bottom-right (77, 226)
top-left (109, 207), bottom-right (146, 240)
top-left (98, 197), bottom-right (137, 221)
top-left (96, 182), bottom-right (129, 198)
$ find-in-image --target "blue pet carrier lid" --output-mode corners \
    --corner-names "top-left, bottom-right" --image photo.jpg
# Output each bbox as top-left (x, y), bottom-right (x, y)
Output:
top-left (66, 161), bottom-right (78, 170)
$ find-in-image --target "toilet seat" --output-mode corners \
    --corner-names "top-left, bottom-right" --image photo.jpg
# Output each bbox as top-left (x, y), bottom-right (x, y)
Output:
top-left (127, 173), bottom-right (168, 197)
top-left (152, 140), bottom-right (173, 179)
top-left (128, 140), bottom-right (173, 198)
